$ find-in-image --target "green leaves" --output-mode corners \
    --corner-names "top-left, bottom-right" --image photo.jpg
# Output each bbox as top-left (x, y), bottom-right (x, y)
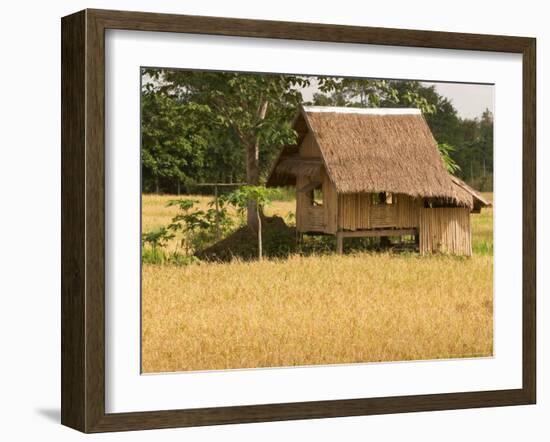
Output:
top-left (437, 143), bottom-right (461, 175)
top-left (141, 227), bottom-right (175, 250)
top-left (167, 198), bottom-right (198, 212)
top-left (220, 186), bottom-right (277, 213)
top-left (315, 77), bottom-right (397, 108)
top-left (141, 69), bottom-right (491, 193)
top-left (166, 199), bottom-right (208, 233)
top-left (141, 88), bottom-right (210, 190)
top-left (164, 197), bottom-right (234, 254)
top-left (143, 70), bottom-right (309, 189)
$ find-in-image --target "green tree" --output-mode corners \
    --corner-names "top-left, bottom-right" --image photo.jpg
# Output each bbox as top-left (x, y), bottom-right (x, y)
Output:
top-left (453, 109), bottom-right (493, 190)
top-left (314, 77), bottom-right (436, 114)
top-left (144, 70), bottom-right (309, 230)
top-left (141, 82), bottom-right (210, 193)
top-left (316, 77), bottom-right (397, 107)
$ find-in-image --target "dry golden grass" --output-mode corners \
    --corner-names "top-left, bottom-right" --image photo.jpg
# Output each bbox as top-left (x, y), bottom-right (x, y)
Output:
top-left (142, 193), bottom-right (493, 373)
top-left (142, 194), bottom-right (295, 230)
top-left (142, 194), bottom-right (296, 253)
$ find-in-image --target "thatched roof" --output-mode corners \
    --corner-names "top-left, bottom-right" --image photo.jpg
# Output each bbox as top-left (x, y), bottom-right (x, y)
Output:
top-left (267, 106), bottom-right (487, 209)
top-left (449, 175), bottom-right (492, 211)
top-left (275, 156), bottom-right (323, 178)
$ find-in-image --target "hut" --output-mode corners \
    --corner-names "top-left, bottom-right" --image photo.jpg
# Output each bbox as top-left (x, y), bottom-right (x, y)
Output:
top-left (266, 106), bottom-right (490, 256)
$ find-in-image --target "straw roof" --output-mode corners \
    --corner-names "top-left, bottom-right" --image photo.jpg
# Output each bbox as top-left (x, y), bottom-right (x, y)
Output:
top-left (450, 175), bottom-right (492, 210)
top-left (267, 106), bottom-right (483, 208)
top-left (275, 156), bottom-right (323, 178)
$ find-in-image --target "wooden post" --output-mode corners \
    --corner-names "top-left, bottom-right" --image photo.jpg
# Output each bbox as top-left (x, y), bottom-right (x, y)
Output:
top-left (257, 206), bottom-right (262, 260)
top-left (214, 184), bottom-right (220, 240)
top-left (336, 232), bottom-right (343, 255)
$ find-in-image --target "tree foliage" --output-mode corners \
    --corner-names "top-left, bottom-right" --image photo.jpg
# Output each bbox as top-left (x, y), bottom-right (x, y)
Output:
top-left (141, 82), bottom-right (211, 192)
top-left (141, 71), bottom-right (493, 196)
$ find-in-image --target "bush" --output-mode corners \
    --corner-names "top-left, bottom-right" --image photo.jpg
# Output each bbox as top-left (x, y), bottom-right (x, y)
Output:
top-left (167, 197), bottom-right (234, 255)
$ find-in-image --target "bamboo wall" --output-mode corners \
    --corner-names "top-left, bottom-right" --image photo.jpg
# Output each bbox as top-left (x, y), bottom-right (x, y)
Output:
top-left (295, 170), bottom-right (338, 233)
top-left (295, 133), bottom-right (429, 236)
top-left (322, 168), bottom-right (338, 233)
top-left (295, 134), bottom-right (336, 233)
top-left (418, 207), bottom-right (472, 256)
top-left (295, 175), bottom-right (309, 232)
top-left (337, 193), bottom-right (421, 231)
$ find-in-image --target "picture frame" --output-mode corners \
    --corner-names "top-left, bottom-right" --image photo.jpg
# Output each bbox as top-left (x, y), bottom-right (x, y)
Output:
top-left (61, 8), bottom-right (536, 433)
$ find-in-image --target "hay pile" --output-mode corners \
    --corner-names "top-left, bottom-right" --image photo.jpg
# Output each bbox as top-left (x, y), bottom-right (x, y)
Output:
top-left (196, 216), bottom-right (296, 262)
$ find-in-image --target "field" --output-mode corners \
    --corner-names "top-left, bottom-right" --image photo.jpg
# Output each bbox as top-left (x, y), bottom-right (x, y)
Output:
top-left (141, 193), bottom-right (493, 373)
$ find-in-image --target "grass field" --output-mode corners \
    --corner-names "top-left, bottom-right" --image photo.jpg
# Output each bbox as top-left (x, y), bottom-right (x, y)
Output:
top-left (141, 193), bottom-right (493, 373)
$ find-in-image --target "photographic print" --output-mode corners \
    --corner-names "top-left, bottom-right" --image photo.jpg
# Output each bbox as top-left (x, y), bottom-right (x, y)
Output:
top-left (140, 69), bottom-right (494, 374)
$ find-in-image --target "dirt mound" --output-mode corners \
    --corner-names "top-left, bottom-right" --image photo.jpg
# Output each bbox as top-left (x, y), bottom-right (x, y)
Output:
top-left (196, 216), bottom-right (296, 262)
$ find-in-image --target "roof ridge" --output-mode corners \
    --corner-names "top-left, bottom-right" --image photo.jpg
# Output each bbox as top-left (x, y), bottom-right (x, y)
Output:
top-left (302, 105), bottom-right (421, 115)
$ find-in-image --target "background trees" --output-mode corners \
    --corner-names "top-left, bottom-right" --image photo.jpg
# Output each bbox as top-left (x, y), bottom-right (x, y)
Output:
top-left (141, 70), bottom-right (494, 202)
top-left (141, 84), bottom-right (211, 193)
top-left (142, 69), bottom-right (309, 229)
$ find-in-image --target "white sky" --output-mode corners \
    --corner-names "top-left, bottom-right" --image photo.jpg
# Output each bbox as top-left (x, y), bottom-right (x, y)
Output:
top-left (427, 82), bottom-right (493, 119)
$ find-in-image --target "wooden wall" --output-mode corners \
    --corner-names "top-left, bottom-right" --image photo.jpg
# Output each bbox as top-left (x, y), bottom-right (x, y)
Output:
top-left (300, 132), bottom-right (321, 157)
top-left (295, 133), bottom-right (338, 233)
top-left (418, 207), bottom-right (472, 256)
top-left (295, 170), bottom-right (337, 233)
top-left (338, 193), bottom-right (421, 231)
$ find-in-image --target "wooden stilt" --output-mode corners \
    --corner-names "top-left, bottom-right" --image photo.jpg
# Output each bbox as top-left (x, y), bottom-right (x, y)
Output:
top-left (336, 232), bottom-right (343, 255)
top-left (297, 232), bottom-right (304, 246)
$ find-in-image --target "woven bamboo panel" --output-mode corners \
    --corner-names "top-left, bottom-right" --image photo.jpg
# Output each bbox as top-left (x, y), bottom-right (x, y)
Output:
top-left (370, 204), bottom-right (398, 227)
top-left (338, 193), bottom-right (421, 231)
top-left (396, 194), bottom-right (421, 227)
top-left (419, 207), bottom-right (472, 256)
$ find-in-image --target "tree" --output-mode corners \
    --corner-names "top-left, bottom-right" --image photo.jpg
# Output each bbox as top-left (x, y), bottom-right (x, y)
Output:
top-left (144, 70), bottom-right (310, 230)
top-left (141, 82), bottom-right (210, 193)
top-left (222, 186), bottom-right (277, 260)
top-left (314, 77), bottom-right (436, 114)
top-left (452, 109), bottom-right (493, 190)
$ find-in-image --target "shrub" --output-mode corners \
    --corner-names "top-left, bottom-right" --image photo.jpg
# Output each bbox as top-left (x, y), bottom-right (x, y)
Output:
top-left (167, 197), bottom-right (234, 255)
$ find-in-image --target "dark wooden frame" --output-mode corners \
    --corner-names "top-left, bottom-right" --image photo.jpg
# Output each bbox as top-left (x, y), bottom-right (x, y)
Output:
top-left (61, 8), bottom-right (536, 433)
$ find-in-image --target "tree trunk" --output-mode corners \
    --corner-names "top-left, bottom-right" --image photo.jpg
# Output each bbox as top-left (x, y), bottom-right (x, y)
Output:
top-left (155, 177), bottom-right (160, 194)
top-left (257, 206), bottom-right (262, 260)
top-left (245, 99), bottom-right (269, 232)
top-left (246, 138), bottom-right (260, 231)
